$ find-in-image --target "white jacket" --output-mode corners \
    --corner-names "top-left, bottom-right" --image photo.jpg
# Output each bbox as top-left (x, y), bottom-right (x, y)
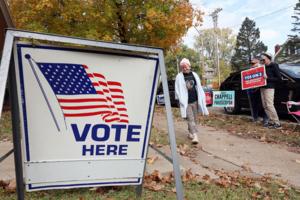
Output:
top-left (175, 72), bottom-right (209, 118)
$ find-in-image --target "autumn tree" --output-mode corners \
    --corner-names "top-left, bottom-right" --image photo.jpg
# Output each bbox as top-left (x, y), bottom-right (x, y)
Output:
top-left (231, 17), bottom-right (267, 71)
top-left (8, 0), bottom-right (203, 49)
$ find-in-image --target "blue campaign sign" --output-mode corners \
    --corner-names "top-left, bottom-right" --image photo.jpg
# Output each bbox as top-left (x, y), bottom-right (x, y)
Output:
top-left (212, 91), bottom-right (235, 107)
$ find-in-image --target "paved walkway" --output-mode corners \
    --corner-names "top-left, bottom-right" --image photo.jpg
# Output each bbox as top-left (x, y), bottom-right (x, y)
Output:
top-left (152, 111), bottom-right (300, 188)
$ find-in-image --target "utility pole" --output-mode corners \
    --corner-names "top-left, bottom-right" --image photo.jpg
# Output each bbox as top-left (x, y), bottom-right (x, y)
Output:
top-left (209, 8), bottom-right (222, 88)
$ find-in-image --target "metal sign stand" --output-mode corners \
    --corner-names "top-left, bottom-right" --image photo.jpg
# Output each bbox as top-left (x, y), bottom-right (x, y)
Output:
top-left (8, 59), bottom-right (25, 200)
top-left (0, 29), bottom-right (184, 200)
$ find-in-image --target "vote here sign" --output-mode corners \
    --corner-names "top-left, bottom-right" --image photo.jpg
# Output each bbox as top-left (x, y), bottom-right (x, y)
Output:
top-left (241, 66), bottom-right (266, 90)
top-left (14, 43), bottom-right (159, 191)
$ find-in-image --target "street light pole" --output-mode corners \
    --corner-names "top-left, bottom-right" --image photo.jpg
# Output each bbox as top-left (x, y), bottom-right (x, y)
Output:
top-left (209, 8), bottom-right (222, 88)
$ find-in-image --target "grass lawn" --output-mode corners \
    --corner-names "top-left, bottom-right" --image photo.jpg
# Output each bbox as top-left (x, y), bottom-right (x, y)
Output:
top-left (1, 176), bottom-right (300, 200)
top-left (0, 110), bottom-right (12, 141)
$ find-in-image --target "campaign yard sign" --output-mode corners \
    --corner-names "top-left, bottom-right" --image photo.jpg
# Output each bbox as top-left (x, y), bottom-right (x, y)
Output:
top-left (241, 66), bottom-right (266, 90)
top-left (13, 43), bottom-right (159, 191)
top-left (212, 91), bottom-right (235, 107)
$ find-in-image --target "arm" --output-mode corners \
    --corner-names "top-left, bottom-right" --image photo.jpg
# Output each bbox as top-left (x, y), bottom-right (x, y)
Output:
top-left (175, 74), bottom-right (183, 105)
top-left (268, 63), bottom-right (282, 81)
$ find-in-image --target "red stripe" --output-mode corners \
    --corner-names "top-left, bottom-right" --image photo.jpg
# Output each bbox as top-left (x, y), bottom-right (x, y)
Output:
top-left (120, 114), bottom-right (128, 117)
top-left (82, 65), bottom-right (88, 69)
top-left (87, 73), bottom-right (93, 78)
top-left (92, 82), bottom-right (99, 86)
top-left (114, 101), bottom-right (125, 105)
top-left (94, 73), bottom-right (105, 79)
top-left (117, 108), bottom-right (127, 111)
top-left (64, 111), bottom-right (110, 117)
top-left (61, 105), bottom-right (109, 110)
top-left (107, 81), bottom-right (122, 87)
top-left (105, 117), bottom-right (120, 123)
top-left (110, 89), bottom-right (123, 93)
top-left (111, 95), bottom-right (124, 99)
top-left (58, 98), bottom-right (107, 103)
top-left (106, 97), bottom-right (112, 101)
top-left (103, 113), bottom-right (119, 120)
top-left (119, 119), bottom-right (129, 123)
top-left (99, 81), bottom-right (108, 87)
top-left (96, 91), bottom-right (104, 95)
top-left (103, 89), bottom-right (109, 93)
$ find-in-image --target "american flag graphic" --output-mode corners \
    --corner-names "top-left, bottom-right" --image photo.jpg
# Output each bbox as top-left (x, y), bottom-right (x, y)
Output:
top-left (35, 62), bottom-right (129, 123)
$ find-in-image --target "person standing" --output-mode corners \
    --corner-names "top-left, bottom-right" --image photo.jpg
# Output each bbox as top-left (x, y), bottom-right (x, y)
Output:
top-left (260, 52), bottom-right (282, 129)
top-left (247, 57), bottom-right (268, 125)
top-left (175, 58), bottom-right (209, 144)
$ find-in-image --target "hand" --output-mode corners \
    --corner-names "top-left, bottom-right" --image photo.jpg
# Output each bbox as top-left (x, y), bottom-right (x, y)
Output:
top-left (263, 74), bottom-right (268, 79)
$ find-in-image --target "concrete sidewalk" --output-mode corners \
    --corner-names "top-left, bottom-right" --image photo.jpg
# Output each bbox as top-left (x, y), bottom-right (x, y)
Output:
top-left (152, 111), bottom-right (300, 188)
top-left (0, 141), bottom-right (14, 181)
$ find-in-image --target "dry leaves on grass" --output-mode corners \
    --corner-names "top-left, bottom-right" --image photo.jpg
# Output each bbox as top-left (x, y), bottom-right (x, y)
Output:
top-left (182, 169), bottom-right (201, 182)
top-left (0, 179), bottom-right (16, 193)
top-left (213, 170), bottom-right (255, 188)
top-left (143, 170), bottom-right (165, 191)
top-left (143, 169), bottom-right (201, 191)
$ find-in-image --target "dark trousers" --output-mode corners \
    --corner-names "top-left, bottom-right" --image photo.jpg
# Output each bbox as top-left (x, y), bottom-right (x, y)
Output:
top-left (247, 89), bottom-right (268, 122)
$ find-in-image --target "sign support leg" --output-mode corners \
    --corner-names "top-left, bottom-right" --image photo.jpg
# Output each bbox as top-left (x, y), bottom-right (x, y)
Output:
top-left (136, 184), bottom-right (142, 199)
top-left (9, 60), bottom-right (25, 200)
top-left (158, 52), bottom-right (184, 200)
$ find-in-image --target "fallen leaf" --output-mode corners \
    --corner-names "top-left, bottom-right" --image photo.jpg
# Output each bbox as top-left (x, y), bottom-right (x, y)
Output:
top-left (147, 156), bottom-right (158, 164)
top-left (295, 159), bottom-right (300, 164)
top-left (143, 181), bottom-right (165, 191)
top-left (178, 144), bottom-right (189, 156)
top-left (182, 169), bottom-right (194, 182)
top-left (171, 187), bottom-right (176, 193)
top-left (241, 164), bottom-right (253, 172)
top-left (254, 182), bottom-right (262, 189)
top-left (260, 136), bottom-right (266, 142)
top-left (5, 179), bottom-right (16, 193)
top-left (0, 180), bottom-right (9, 188)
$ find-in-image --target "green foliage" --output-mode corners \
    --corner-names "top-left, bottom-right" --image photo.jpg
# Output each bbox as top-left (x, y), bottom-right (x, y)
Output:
top-left (231, 17), bottom-right (267, 71)
top-left (291, 0), bottom-right (300, 37)
top-left (194, 28), bottom-right (236, 83)
top-left (165, 45), bottom-right (201, 80)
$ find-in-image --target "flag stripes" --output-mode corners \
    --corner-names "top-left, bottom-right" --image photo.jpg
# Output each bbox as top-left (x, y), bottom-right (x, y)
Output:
top-left (36, 62), bottom-right (129, 123)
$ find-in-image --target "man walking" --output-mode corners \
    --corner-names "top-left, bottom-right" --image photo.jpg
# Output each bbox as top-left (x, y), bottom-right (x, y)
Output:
top-left (260, 52), bottom-right (282, 129)
top-left (175, 58), bottom-right (209, 144)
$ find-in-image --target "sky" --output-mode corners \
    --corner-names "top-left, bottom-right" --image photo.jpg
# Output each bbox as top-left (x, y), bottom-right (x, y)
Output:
top-left (184, 0), bottom-right (298, 54)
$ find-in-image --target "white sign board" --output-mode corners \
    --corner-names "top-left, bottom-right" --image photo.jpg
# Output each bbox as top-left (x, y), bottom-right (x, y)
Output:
top-left (13, 43), bottom-right (159, 191)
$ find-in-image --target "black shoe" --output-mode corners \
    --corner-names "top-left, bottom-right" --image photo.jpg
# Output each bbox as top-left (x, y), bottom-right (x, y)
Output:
top-left (268, 123), bottom-right (282, 129)
top-left (263, 122), bottom-right (270, 127)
